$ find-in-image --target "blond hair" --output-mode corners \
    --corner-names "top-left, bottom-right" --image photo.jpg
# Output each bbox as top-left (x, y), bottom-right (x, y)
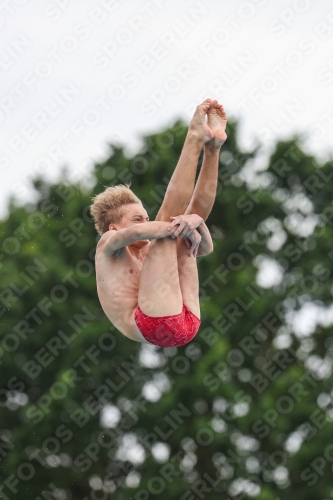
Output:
top-left (90, 183), bottom-right (142, 235)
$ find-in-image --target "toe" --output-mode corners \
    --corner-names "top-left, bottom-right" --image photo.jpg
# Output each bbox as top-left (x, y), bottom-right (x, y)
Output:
top-left (197, 99), bottom-right (211, 111)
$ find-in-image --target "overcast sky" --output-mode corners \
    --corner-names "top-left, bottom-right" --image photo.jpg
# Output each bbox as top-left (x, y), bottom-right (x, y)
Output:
top-left (1, 0), bottom-right (333, 219)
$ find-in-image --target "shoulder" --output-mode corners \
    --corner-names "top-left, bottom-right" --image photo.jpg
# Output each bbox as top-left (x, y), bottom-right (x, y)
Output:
top-left (96, 231), bottom-right (113, 253)
top-left (97, 230), bottom-right (116, 247)
top-left (96, 230), bottom-right (129, 258)
top-left (96, 230), bottom-right (118, 257)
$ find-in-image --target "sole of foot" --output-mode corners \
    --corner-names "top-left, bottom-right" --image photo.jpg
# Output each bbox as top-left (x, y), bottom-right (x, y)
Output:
top-left (188, 98), bottom-right (215, 144)
top-left (207, 100), bottom-right (227, 150)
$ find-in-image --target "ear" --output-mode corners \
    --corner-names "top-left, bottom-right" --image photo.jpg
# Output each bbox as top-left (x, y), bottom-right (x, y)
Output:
top-left (108, 223), bottom-right (117, 231)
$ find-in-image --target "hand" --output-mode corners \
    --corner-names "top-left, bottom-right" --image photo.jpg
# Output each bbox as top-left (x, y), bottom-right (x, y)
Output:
top-left (184, 229), bottom-right (202, 257)
top-left (166, 214), bottom-right (203, 239)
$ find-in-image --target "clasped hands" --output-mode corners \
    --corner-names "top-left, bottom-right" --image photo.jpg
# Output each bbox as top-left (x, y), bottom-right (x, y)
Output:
top-left (166, 214), bottom-right (203, 257)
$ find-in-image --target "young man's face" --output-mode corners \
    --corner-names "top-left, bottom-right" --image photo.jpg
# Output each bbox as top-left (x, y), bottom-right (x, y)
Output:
top-left (108, 203), bottom-right (149, 231)
top-left (108, 204), bottom-right (150, 249)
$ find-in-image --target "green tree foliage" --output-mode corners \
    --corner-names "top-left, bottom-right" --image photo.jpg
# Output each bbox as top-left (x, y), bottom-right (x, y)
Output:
top-left (1, 119), bottom-right (333, 499)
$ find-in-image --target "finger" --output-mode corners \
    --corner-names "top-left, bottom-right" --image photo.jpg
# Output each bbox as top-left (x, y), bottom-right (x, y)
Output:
top-left (168, 221), bottom-right (179, 232)
top-left (177, 228), bottom-right (187, 238)
top-left (167, 217), bottom-right (178, 230)
top-left (171, 221), bottom-right (182, 233)
top-left (172, 222), bottom-right (186, 238)
top-left (183, 228), bottom-right (193, 238)
top-left (180, 224), bottom-right (190, 237)
top-left (170, 226), bottom-right (183, 240)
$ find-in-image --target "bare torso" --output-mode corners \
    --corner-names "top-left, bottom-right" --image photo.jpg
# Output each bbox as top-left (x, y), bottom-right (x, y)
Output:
top-left (95, 238), bottom-right (151, 343)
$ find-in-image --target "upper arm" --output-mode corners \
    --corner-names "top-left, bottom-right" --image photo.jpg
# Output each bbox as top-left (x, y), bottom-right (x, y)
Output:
top-left (99, 227), bottom-right (139, 257)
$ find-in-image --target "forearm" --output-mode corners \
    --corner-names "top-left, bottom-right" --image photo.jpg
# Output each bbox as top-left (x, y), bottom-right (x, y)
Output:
top-left (196, 222), bottom-right (214, 256)
top-left (136, 221), bottom-right (172, 240)
top-left (103, 222), bottom-right (171, 256)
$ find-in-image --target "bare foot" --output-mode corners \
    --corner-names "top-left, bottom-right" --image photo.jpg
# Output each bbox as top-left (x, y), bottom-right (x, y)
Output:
top-left (207, 100), bottom-right (227, 150)
top-left (188, 99), bottom-right (214, 144)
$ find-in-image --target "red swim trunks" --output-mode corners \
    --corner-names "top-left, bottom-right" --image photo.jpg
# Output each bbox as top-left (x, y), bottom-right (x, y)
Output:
top-left (134, 303), bottom-right (201, 347)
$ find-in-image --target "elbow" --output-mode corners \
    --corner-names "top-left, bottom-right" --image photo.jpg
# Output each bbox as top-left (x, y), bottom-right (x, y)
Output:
top-left (205, 241), bottom-right (214, 254)
top-left (206, 245), bottom-right (214, 256)
top-left (198, 245), bottom-right (214, 257)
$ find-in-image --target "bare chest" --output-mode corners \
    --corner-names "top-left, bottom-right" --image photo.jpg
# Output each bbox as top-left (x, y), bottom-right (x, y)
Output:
top-left (94, 243), bottom-right (151, 343)
top-left (96, 247), bottom-right (144, 298)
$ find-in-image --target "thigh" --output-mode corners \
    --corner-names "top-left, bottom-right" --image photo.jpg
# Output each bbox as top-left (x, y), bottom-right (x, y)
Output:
top-left (155, 202), bottom-right (201, 318)
top-left (176, 237), bottom-right (200, 319)
top-left (138, 238), bottom-right (183, 317)
top-left (154, 206), bottom-right (187, 223)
